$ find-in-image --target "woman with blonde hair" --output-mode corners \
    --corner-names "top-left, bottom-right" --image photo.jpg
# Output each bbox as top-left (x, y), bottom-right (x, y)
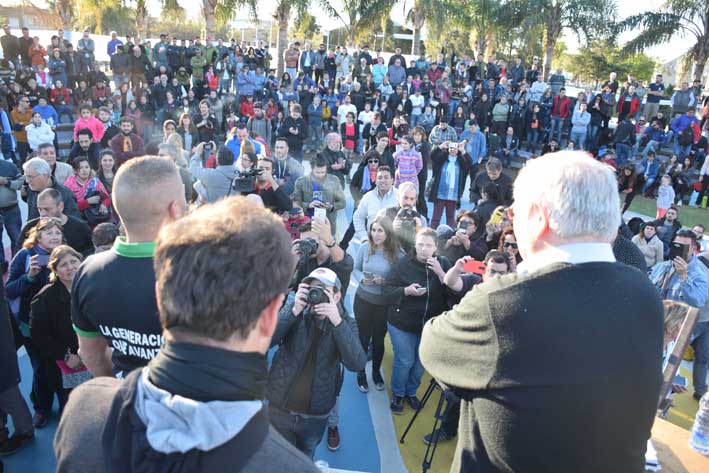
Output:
top-left (30, 245), bottom-right (84, 417)
top-left (165, 132), bottom-right (189, 168)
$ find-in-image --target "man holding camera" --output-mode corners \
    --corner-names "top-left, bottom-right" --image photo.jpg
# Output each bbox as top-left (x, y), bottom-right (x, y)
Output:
top-left (650, 229), bottom-right (709, 309)
top-left (268, 268), bottom-right (366, 459)
top-left (292, 156), bottom-right (346, 236)
top-left (250, 156), bottom-right (292, 213)
top-left (378, 181), bottom-right (426, 253)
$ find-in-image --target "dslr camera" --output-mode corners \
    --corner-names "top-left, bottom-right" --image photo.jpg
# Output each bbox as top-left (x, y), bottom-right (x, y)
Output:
top-left (396, 207), bottom-right (417, 231)
top-left (232, 168), bottom-right (264, 194)
top-left (306, 286), bottom-right (330, 306)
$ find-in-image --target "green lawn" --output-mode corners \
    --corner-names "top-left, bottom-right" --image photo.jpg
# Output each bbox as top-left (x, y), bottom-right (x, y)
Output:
top-left (628, 196), bottom-right (709, 229)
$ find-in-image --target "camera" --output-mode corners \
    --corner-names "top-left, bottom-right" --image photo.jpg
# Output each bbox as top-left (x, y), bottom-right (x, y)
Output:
top-left (297, 238), bottom-right (319, 260)
top-left (396, 207), bottom-right (417, 231)
top-left (202, 142), bottom-right (213, 161)
top-left (458, 220), bottom-right (469, 235)
top-left (232, 168), bottom-right (264, 193)
top-left (306, 286), bottom-right (329, 306)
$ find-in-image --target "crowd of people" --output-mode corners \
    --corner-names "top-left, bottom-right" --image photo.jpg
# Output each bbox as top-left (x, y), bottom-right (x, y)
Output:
top-left (0, 25), bottom-right (708, 473)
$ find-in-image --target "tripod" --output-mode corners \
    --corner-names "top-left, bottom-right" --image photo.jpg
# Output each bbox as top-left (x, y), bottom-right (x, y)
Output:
top-left (399, 378), bottom-right (457, 473)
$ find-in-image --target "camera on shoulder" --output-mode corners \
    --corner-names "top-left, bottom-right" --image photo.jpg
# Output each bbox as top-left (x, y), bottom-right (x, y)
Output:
top-left (231, 168), bottom-right (264, 193)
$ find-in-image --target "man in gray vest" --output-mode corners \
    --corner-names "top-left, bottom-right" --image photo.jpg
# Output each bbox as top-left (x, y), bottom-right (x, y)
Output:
top-left (671, 81), bottom-right (695, 116)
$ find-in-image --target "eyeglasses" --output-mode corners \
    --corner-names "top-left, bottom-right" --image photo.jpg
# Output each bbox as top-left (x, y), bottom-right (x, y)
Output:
top-left (503, 242), bottom-right (518, 249)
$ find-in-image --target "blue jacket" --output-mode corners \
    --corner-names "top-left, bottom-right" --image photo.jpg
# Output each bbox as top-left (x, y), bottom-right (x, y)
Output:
top-left (226, 136), bottom-right (262, 163)
top-left (32, 104), bottom-right (59, 127)
top-left (650, 257), bottom-right (709, 308)
top-left (236, 72), bottom-right (255, 97)
top-left (307, 104), bottom-right (323, 126)
top-left (251, 72), bottom-right (266, 92)
top-left (643, 126), bottom-right (666, 144)
top-left (671, 115), bottom-right (700, 135)
top-left (6, 246), bottom-right (52, 324)
top-left (460, 129), bottom-right (487, 165)
top-left (641, 158), bottom-right (660, 179)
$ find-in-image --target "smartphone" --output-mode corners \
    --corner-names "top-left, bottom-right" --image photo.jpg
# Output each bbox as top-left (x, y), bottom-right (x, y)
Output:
top-left (363, 271), bottom-right (374, 282)
top-left (458, 220), bottom-right (469, 235)
top-left (202, 143), bottom-right (213, 161)
top-left (463, 259), bottom-right (487, 276)
top-left (36, 254), bottom-right (50, 267)
top-left (314, 207), bottom-right (327, 221)
top-left (489, 207), bottom-right (505, 226)
top-left (669, 242), bottom-right (690, 262)
top-left (673, 374), bottom-right (688, 388)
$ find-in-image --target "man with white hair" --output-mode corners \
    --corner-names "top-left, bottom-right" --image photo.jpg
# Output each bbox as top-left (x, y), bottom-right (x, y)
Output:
top-left (420, 151), bottom-right (664, 473)
top-left (22, 158), bottom-right (79, 221)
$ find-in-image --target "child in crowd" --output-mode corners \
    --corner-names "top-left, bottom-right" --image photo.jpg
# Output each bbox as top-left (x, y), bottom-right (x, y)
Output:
top-left (393, 135), bottom-right (423, 189)
top-left (656, 175), bottom-right (676, 219)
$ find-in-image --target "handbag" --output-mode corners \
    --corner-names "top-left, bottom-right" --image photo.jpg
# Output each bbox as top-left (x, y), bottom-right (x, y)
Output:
top-left (56, 358), bottom-right (92, 389)
top-left (82, 186), bottom-right (110, 226)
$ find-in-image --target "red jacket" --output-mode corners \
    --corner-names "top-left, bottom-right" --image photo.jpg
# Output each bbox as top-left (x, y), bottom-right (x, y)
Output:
top-left (617, 94), bottom-right (641, 116)
top-left (551, 96), bottom-right (571, 119)
top-left (50, 87), bottom-right (71, 106)
top-left (240, 101), bottom-right (255, 119)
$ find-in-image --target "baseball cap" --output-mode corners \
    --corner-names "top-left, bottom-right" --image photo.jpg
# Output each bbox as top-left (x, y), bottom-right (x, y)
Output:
top-left (304, 268), bottom-right (341, 291)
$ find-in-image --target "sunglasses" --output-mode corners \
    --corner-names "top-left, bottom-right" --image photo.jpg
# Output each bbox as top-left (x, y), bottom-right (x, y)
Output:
top-left (368, 159), bottom-right (379, 164)
top-left (503, 242), bottom-right (518, 249)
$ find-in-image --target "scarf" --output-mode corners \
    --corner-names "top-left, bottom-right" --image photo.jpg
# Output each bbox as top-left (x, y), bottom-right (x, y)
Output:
top-left (148, 340), bottom-right (268, 402)
top-left (361, 167), bottom-right (375, 193)
top-left (445, 154), bottom-right (458, 198)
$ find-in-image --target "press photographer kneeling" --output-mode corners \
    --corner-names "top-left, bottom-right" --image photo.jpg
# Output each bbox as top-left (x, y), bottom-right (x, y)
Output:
top-left (267, 268), bottom-right (366, 458)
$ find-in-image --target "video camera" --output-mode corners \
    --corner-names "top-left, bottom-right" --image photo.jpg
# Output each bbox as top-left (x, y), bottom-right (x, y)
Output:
top-left (232, 168), bottom-right (264, 194)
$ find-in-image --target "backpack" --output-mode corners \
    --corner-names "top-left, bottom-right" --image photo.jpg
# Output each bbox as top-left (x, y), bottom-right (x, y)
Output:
top-left (679, 123), bottom-right (694, 146)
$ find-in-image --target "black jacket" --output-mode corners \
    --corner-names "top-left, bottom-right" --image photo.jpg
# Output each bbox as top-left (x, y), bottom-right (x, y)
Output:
top-left (267, 299), bottom-right (366, 415)
top-left (280, 116), bottom-right (306, 151)
top-left (251, 185), bottom-right (292, 213)
top-left (30, 279), bottom-right (77, 362)
top-left (68, 143), bottom-right (102, 171)
top-left (385, 255), bottom-right (452, 334)
top-left (613, 120), bottom-right (636, 146)
top-left (470, 170), bottom-right (514, 206)
top-left (320, 147), bottom-right (351, 187)
top-left (428, 148), bottom-right (472, 206)
top-left (420, 262), bottom-right (663, 473)
top-left (26, 178), bottom-right (80, 221)
top-left (0, 278), bottom-right (21, 393)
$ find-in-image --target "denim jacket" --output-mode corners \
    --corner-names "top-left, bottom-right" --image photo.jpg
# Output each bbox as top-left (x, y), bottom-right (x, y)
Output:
top-left (649, 257), bottom-right (709, 308)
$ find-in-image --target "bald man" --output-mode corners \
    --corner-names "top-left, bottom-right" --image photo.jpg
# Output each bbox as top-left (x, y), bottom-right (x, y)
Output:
top-left (71, 156), bottom-right (187, 379)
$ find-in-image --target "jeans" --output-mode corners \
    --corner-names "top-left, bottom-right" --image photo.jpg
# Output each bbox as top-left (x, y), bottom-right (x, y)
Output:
top-left (692, 321), bottom-right (709, 396)
top-left (327, 398), bottom-right (339, 428)
top-left (268, 405), bottom-right (327, 459)
top-left (219, 77), bottom-right (231, 94)
top-left (642, 140), bottom-right (660, 158)
top-left (448, 99), bottom-right (459, 121)
top-left (673, 142), bottom-right (692, 160)
top-left (354, 294), bottom-right (388, 373)
top-left (587, 124), bottom-right (600, 149)
top-left (642, 177), bottom-right (656, 194)
top-left (410, 113), bottom-right (421, 128)
top-left (307, 124), bottom-right (322, 150)
top-left (113, 73), bottom-right (129, 89)
top-left (388, 323), bottom-right (424, 398)
top-left (0, 204), bottom-right (22, 262)
top-left (527, 128), bottom-right (540, 150)
top-left (286, 67), bottom-right (297, 80)
top-left (496, 149), bottom-right (517, 167)
top-left (549, 116), bottom-right (563, 143)
top-left (569, 131), bottom-right (586, 150)
top-left (615, 143), bottom-right (632, 166)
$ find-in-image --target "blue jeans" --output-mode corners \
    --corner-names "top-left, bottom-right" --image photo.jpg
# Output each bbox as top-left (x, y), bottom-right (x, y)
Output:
top-left (388, 323), bottom-right (424, 397)
top-left (0, 204), bottom-right (22, 262)
top-left (642, 177), bottom-right (656, 194)
top-left (615, 143), bottom-right (632, 165)
top-left (527, 128), bottom-right (540, 149)
top-left (448, 99), bottom-right (459, 121)
top-left (692, 321), bottom-right (709, 396)
top-left (496, 149), bottom-right (517, 167)
top-left (587, 124), bottom-right (600, 148)
top-left (569, 131), bottom-right (586, 150)
top-left (550, 117), bottom-right (563, 143)
top-left (674, 141), bottom-right (692, 159)
top-left (642, 140), bottom-right (660, 158)
top-left (269, 405), bottom-right (327, 459)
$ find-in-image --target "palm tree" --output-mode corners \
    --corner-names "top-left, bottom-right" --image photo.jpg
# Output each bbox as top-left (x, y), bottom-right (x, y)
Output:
top-left (404, 0), bottom-right (446, 56)
top-left (615, 0), bottom-right (709, 82)
top-left (202, 0), bottom-right (257, 40)
top-left (135, 0), bottom-right (149, 40)
top-left (341, 0), bottom-right (393, 45)
top-left (52, 0), bottom-right (75, 31)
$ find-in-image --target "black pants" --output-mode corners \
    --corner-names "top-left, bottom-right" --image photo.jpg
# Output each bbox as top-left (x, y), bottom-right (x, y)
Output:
top-left (353, 294), bottom-right (388, 373)
top-left (441, 397), bottom-right (460, 436)
top-left (339, 221), bottom-right (356, 251)
top-left (23, 337), bottom-right (69, 416)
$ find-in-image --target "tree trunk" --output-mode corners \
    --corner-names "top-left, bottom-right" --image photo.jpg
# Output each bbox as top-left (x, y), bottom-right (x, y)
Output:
top-left (543, 6), bottom-right (562, 81)
top-left (136, 0), bottom-right (148, 40)
top-left (411, 10), bottom-right (424, 56)
top-left (693, 37), bottom-right (709, 82)
top-left (274, 2), bottom-right (290, 78)
top-left (485, 30), bottom-right (494, 58)
top-left (56, 0), bottom-right (73, 31)
top-left (203, 0), bottom-right (218, 40)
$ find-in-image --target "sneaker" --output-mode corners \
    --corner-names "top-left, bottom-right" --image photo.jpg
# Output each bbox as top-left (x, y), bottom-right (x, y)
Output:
top-left (327, 426), bottom-right (341, 451)
top-left (423, 428), bottom-right (455, 445)
top-left (356, 371), bottom-right (369, 393)
top-left (372, 371), bottom-right (386, 391)
top-left (390, 395), bottom-right (404, 415)
top-left (407, 395), bottom-right (422, 411)
top-left (32, 412), bottom-right (48, 429)
top-left (0, 432), bottom-right (34, 456)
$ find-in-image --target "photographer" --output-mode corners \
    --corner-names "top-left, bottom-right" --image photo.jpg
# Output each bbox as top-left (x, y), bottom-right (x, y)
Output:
top-left (268, 268), bottom-right (366, 459)
top-left (292, 219), bottom-right (352, 296)
top-left (469, 158), bottom-right (514, 207)
top-left (439, 211), bottom-right (488, 262)
top-left (190, 144), bottom-right (238, 204)
top-left (428, 140), bottom-right (472, 229)
top-left (650, 229), bottom-right (709, 308)
top-left (378, 181), bottom-right (426, 253)
top-left (250, 156), bottom-right (292, 213)
top-left (292, 155), bottom-right (346, 235)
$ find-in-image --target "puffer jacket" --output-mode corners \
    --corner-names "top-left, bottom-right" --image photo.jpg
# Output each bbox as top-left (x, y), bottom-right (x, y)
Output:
top-left (384, 254), bottom-right (452, 334)
top-left (267, 298), bottom-right (366, 415)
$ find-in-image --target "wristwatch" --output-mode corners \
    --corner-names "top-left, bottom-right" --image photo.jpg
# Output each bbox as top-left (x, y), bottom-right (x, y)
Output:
top-left (325, 239), bottom-right (337, 248)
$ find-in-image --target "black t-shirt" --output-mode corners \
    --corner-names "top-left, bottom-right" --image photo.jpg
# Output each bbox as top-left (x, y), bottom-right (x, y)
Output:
top-left (21, 216), bottom-right (93, 257)
top-left (71, 238), bottom-right (162, 379)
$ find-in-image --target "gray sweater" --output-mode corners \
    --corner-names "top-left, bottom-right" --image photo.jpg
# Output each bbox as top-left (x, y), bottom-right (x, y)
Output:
top-left (354, 242), bottom-right (398, 305)
top-left (189, 155), bottom-right (238, 203)
top-left (0, 160), bottom-right (23, 208)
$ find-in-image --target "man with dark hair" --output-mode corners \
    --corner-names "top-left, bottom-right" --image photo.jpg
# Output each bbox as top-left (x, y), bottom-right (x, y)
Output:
top-left (72, 156), bottom-right (187, 379)
top-left (226, 123), bottom-right (263, 161)
top-left (251, 156), bottom-right (292, 213)
top-left (91, 222), bottom-right (120, 253)
top-left (362, 112), bottom-right (387, 151)
top-left (68, 128), bottom-right (102, 170)
top-left (190, 144), bottom-right (239, 203)
top-left (292, 156), bottom-right (346, 235)
top-left (469, 157), bottom-right (514, 206)
top-left (109, 118), bottom-right (145, 168)
top-left (272, 137), bottom-right (303, 195)
top-left (56, 197), bottom-right (320, 473)
top-left (650, 229), bottom-right (708, 308)
top-left (268, 268), bottom-right (366, 458)
top-left (20, 188), bottom-right (93, 256)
